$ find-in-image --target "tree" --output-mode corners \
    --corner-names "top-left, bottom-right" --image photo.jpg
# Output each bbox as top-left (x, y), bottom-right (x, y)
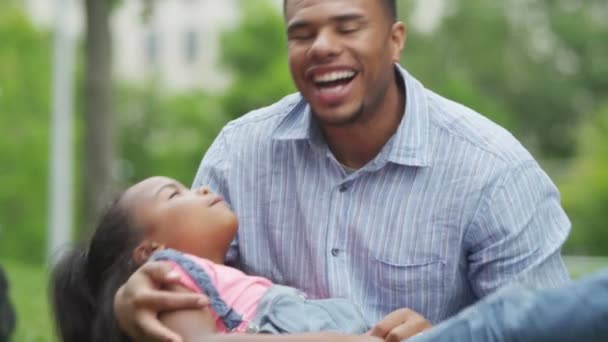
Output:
top-left (0, 5), bottom-right (52, 263)
top-left (401, 0), bottom-right (608, 158)
top-left (114, 84), bottom-right (227, 187)
top-left (560, 105), bottom-right (608, 255)
top-left (220, 0), bottom-right (295, 119)
top-left (82, 0), bottom-right (116, 235)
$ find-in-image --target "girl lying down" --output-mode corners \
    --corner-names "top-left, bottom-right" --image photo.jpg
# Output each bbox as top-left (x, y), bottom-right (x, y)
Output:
top-left (51, 176), bottom-right (420, 342)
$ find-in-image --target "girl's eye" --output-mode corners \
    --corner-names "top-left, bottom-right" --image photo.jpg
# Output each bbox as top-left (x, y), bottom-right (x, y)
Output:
top-left (169, 191), bottom-right (179, 199)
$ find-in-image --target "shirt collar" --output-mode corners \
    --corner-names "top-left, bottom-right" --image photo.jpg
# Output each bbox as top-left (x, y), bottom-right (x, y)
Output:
top-left (271, 96), bottom-right (312, 141)
top-left (386, 65), bottom-right (431, 167)
top-left (272, 64), bottom-right (431, 167)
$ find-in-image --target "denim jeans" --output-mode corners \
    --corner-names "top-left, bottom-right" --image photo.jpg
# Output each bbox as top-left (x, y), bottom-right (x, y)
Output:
top-left (409, 269), bottom-right (608, 342)
top-left (251, 284), bottom-right (370, 335)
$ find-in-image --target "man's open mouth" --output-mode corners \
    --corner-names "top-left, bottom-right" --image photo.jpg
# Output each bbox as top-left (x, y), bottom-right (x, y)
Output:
top-left (313, 70), bottom-right (357, 90)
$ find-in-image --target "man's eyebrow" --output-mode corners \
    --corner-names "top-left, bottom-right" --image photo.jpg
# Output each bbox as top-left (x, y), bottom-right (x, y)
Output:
top-left (155, 183), bottom-right (179, 197)
top-left (332, 13), bottom-right (365, 23)
top-left (287, 13), bottom-right (365, 33)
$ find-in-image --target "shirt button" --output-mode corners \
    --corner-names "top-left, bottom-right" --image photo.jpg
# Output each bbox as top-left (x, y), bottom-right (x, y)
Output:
top-left (339, 185), bottom-right (348, 192)
top-left (331, 248), bottom-right (340, 257)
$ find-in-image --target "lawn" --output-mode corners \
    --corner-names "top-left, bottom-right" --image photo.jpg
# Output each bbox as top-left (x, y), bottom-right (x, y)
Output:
top-left (3, 259), bottom-right (54, 342)
top-left (2, 256), bottom-right (608, 342)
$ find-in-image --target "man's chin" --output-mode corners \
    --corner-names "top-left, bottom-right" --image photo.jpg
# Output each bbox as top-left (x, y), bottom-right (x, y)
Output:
top-left (312, 104), bottom-right (364, 127)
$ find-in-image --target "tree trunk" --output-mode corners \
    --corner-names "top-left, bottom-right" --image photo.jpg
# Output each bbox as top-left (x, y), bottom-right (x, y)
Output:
top-left (83, 0), bottom-right (115, 236)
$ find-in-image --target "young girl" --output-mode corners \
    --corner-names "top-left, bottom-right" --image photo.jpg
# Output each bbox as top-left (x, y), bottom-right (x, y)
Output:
top-left (51, 176), bottom-right (385, 342)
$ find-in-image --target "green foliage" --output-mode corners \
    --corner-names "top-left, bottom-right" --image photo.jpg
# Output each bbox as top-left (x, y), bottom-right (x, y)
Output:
top-left (3, 259), bottom-right (54, 342)
top-left (561, 105), bottom-right (608, 255)
top-left (402, 0), bottom-right (608, 158)
top-left (220, 0), bottom-right (295, 119)
top-left (0, 7), bottom-right (52, 263)
top-left (115, 84), bottom-right (228, 187)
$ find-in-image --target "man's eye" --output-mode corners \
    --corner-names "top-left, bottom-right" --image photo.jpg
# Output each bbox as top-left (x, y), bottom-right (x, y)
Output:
top-left (338, 25), bottom-right (358, 34)
top-left (289, 30), bottom-right (313, 41)
top-left (293, 35), bottom-right (311, 41)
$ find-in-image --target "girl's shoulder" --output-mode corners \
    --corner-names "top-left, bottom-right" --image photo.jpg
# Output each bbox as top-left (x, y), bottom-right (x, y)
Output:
top-left (150, 249), bottom-right (217, 294)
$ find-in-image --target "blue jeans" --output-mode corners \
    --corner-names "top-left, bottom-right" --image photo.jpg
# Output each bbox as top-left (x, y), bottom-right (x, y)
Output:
top-left (409, 269), bottom-right (608, 342)
top-left (251, 284), bottom-right (370, 334)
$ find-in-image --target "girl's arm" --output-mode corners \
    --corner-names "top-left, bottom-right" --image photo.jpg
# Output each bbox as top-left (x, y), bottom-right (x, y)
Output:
top-left (159, 284), bottom-right (217, 341)
top-left (159, 285), bottom-right (381, 342)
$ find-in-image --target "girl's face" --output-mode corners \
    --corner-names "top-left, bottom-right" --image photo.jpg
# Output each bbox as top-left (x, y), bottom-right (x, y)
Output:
top-left (121, 176), bottom-right (238, 264)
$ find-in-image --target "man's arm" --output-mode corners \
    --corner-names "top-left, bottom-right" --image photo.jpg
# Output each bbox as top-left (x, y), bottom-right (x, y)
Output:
top-left (193, 126), bottom-right (231, 199)
top-left (466, 160), bottom-right (571, 296)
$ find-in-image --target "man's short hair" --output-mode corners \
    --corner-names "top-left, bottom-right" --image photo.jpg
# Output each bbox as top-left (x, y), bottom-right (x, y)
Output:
top-left (283, 0), bottom-right (398, 23)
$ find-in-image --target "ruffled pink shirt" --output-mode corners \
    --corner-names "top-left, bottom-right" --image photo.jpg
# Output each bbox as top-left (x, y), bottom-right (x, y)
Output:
top-left (167, 254), bottom-right (273, 333)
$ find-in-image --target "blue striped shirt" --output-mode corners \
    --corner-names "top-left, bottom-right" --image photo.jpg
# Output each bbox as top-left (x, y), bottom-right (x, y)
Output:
top-left (193, 66), bottom-right (570, 324)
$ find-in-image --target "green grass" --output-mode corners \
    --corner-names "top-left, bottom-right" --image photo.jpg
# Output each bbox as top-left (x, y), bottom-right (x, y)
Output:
top-left (2, 256), bottom-right (608, 341)
top-left (3, 259), bottom-right (55, 342)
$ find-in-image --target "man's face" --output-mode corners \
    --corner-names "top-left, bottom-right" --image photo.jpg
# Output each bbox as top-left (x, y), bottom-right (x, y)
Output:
top-left (285, 0), bottom-right (404, 126)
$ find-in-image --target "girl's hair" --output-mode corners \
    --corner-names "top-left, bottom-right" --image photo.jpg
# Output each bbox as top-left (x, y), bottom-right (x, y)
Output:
top-left (51, 194), bottom-right (143, 342)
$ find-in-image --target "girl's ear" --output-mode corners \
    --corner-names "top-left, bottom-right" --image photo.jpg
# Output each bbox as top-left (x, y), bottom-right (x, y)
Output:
top-left (132, 240), bottom-right (165, 265)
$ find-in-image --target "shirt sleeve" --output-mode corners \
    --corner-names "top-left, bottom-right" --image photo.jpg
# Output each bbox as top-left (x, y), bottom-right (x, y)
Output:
top-left (466, 160), bottom-right (571, 297)
top-left (192, 126), bottom-right (240, 265)
top-left (193, 126), bottom-right (230, 200)
top-left (161, 260), bottom-right (203, 294)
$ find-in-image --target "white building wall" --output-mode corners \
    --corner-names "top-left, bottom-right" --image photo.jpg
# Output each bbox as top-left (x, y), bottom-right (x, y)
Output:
top-left (23, 0), bottom-right (243, 93)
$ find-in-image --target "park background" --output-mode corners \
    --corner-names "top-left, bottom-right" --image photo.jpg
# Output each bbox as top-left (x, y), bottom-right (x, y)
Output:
top-left (1, 0), bottom-right (607, 341)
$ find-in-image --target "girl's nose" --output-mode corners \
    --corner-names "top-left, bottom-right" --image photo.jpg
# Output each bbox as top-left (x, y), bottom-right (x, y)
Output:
top-left (196, 187), bottom-right (210, 195)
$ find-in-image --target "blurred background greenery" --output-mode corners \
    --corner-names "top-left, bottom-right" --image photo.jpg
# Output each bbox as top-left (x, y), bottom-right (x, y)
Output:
top-left (0, 0), bottom-right (607, 341)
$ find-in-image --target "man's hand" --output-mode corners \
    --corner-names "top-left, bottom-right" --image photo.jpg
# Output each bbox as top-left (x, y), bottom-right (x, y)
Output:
top-left (113, 261), bottom-right (209, 342)
top-left (366, 308), bottom-right (432, 342)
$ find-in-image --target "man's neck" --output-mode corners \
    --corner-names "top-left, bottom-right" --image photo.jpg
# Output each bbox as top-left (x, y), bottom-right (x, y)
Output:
top-left (321, 75), bottom-right (406, 170)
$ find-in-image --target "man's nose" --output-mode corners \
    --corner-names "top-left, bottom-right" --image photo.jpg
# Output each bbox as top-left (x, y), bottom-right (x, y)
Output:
top-left (307, 29), bottom-right (340, 62)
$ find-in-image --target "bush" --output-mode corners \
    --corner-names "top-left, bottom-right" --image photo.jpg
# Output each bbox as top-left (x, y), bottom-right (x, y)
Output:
top-left (561, 106), bottom-right (608, 255)
top-left (0, 6), bottom-right (52, 263)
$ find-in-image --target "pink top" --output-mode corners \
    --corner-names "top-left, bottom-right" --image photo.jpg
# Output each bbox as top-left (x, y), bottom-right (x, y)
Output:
top-left (167, 254), bottom-right (273, 333)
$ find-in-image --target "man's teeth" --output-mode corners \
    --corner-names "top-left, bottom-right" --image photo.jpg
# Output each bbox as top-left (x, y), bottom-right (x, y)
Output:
top-left (315, 71), bottom-right (355, 83)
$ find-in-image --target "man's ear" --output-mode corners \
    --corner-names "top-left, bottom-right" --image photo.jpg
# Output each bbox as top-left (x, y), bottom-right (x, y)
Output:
top-left (390, 21), bottom-right (407, 62)
top-left (132, 240), bottom-right (165, 265)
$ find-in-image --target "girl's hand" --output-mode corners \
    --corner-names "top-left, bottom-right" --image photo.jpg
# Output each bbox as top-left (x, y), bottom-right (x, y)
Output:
top-left (366, 308), bottom-right (432, 341)
top-left (113, 261), bottom-right (209, 342)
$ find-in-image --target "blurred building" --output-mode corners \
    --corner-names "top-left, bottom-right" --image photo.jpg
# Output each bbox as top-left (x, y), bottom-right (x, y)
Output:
top-left (23, 0), bottom-right (257, 93)
top-left (23, 0), bottom-right (440, 93)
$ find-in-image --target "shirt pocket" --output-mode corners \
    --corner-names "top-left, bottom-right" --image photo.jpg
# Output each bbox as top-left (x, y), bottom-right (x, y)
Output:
top-left (367, 253), bottom-right (446, 320)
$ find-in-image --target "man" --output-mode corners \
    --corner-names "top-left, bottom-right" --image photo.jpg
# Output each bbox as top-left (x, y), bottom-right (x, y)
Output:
top-left (114, 1), bottom-right (570, 341)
